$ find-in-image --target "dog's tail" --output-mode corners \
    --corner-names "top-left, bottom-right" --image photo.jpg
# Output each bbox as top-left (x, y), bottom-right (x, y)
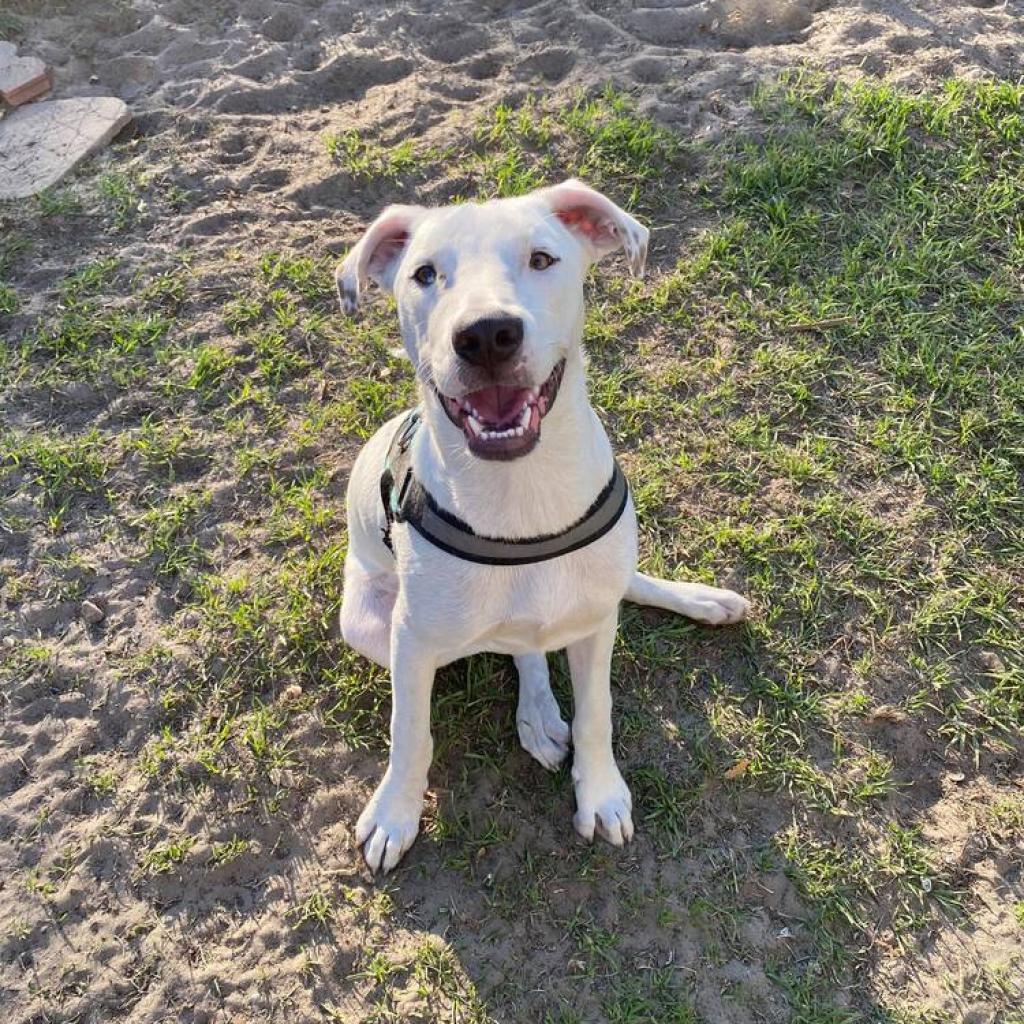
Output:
top-left (624, 572), bottom-right (749, 626)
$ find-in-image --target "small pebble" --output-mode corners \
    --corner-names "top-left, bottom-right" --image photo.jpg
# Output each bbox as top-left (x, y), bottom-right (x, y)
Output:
top-left (81, 600), bottom-right (105, 624)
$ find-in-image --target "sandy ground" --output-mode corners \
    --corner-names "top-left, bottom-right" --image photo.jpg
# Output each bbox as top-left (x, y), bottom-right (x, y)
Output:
top-left (2, 1), bottom-right (1024, 1022)
top-left (9, 0), bottom-right (1024, 247)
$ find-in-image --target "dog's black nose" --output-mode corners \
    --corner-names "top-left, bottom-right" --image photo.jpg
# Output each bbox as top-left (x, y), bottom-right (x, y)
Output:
top-left (452, 316), bottom-right (523, 370)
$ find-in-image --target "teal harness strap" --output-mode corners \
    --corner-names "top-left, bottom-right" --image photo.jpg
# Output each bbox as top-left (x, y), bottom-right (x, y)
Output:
top-left (379, 410), bottom-right (629, 566)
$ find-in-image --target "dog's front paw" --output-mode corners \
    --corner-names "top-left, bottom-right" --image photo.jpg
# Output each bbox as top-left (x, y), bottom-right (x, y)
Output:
top-left (356, 772), bottom-right (426, 874)
top-left (572, 764), bottom-right (634, 847)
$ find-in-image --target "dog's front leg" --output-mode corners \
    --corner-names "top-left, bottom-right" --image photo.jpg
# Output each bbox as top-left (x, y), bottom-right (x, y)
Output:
top-left (566, 612), bottom-right (634, 847)
top-left (355, 628), bottom-right (436, 874)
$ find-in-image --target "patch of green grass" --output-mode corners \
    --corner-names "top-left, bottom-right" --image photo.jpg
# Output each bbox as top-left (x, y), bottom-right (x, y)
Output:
top-left (630, 764), bottom-right (701, 851)
top-left (187, 343), bottom-right (238, 399)
top-left (209, 835), bottom-right (252, 866)
top-left (138, 267), bottom-right (188, 308)
top-left (11, 258), bottom-right (181, 386)
top-left (185, 539), bottom-right (352, 724)
top-left (408, 938), bottom-right (489, 1016)
top-left (563, 85), bottom-right (683, 200)
top-left (350, 949), bottom-right (402, 988)
top-left (323, 130), bottom-right (429, 181)
top-left (23, 870), bottom-right (57, 898)
top-left (327, 375), bottom-right (414, 439)
top-left (134, 490), bottom-right (208, 576)
top-left (60, 257), bottom-right (119, 300)
top-left (224, 293), bottom-right (264, 334)
top-left (240, 698), bottom-right (294, 768)
top-left (266, 467), bottom-right (337, 545)
top-left (778, 819), bottom-right (963, 959)
top-left (138, 726), bottom-right (176, 779)
top-left (37, 187), bottom-right (82, 218)
top-left (0, 231), bottom-right (29, 279)
top-left (0, 282), bottom-right (18, 314)
top-left (252, 327), bottom-right (308, 386)
top-left (2, 427), bottom-right (109, 511)
top-left (98, 167), bottom-right (148, 230)
top-left (602, 969), bottom-right (696, 1023)
top-left (985, 796), bottom-right (1024, 840)
top-left (320, 87), bottom-right (684, 207)
top-left (471, 87), bottom-right (682, 201)
top-left (140, 835), bottom-right (195, 874)
top-left (130, 415), bottom-right (202, 480)
top-left (75, 757), bottom-right (119, 798)
top-left (0, 10), bottom-right (24, 36)
top-left (258, 251), bottom-right (334, 303)
top-left (290, 888), bottom-right (335, 928)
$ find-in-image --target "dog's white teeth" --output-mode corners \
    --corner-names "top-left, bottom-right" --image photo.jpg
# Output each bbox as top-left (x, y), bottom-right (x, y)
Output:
top-left (466, 415), bottom-right (483, 436)
top-left (514, 427), bottom-right (524, 437)
top-left (518, 404), bottom-right (531, 428)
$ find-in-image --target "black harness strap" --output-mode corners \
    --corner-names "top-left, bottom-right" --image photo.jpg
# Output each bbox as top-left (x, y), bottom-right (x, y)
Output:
top-left (380, 409), bottom-right (629, 566)
top-left (379, 409), bottom-right (421, 553)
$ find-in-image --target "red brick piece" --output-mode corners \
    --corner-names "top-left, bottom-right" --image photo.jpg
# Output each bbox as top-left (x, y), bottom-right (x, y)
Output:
top-left (0, 56), bottom-right (53, 107)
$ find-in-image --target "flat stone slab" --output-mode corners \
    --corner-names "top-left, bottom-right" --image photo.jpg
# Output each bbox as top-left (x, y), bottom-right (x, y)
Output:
top-left (0, 55), bottom-right (52, 106)
top-left (0, 97), bottom-right (131, 200)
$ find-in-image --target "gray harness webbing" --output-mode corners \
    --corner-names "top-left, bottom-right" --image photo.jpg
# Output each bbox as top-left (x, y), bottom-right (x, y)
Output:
top-left (380, 410), bottom-right (629, 566)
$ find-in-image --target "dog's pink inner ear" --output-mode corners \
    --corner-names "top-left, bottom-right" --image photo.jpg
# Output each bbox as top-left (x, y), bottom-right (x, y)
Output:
top-left (556, 206), bottom-right (618, 250)
top-left (367, 230), bottom-right (410, 276)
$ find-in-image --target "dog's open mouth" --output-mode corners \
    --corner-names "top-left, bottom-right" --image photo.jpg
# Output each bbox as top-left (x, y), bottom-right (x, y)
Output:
top-left (437, 359), bottom-right (566, 460)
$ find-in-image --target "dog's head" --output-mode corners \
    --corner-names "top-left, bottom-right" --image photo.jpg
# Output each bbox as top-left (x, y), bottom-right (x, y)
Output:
top-left (337, 179), bottom-right (648, 461)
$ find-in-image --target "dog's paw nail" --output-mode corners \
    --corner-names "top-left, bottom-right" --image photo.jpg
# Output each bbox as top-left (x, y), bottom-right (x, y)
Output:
top-left (362, 826), bottom-right (390, 873)
top-left (360, 821), bottom-right (418, 874)
top-left (574, 770), bottom-right (633, 847)
top-left (356, 779), bottom-right (424, 873)
top-left (595, 804), bottom-right (634, 846)
top-left (573, 810), bottom-right (596, 841)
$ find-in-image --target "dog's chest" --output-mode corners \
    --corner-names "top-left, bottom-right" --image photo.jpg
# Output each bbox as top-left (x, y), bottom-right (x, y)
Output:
top-left (401, 510), bottom-right (637, 658)
top-left (482, 577), bottom-right (613, 653)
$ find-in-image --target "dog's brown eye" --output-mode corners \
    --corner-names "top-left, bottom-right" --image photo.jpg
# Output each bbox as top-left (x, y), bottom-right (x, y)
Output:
top-left (529, 251), bottom-right (557, 271)
top-left (413, 263), bottom-right (437, 286)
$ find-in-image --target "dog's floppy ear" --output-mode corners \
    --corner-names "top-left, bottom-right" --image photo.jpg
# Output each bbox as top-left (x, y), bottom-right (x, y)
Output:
top-left (542, 178), bottom-right (649, 278)
top-left (336, 204), bottom-right (425, 313)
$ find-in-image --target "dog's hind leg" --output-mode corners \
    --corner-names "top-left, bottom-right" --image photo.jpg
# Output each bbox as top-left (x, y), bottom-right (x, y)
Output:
top-left (625, 571), bottom-right (749, 625)
top-left (514, 653), bottom-right (570, 770)
top-left (340, 559), bottom-right (397, 668)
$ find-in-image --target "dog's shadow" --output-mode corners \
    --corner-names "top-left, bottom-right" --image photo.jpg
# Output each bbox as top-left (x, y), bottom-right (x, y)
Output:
top-left (330, 597), bottom-right (1005, 1022)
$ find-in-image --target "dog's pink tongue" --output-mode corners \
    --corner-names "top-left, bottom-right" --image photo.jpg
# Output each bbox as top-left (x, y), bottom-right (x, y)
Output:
top-left (468, 384), bottom-right (531, 425)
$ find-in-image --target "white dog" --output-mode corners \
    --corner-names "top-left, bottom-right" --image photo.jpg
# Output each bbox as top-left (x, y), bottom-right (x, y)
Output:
top-left (337, 179), bottom-right (749, 874)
